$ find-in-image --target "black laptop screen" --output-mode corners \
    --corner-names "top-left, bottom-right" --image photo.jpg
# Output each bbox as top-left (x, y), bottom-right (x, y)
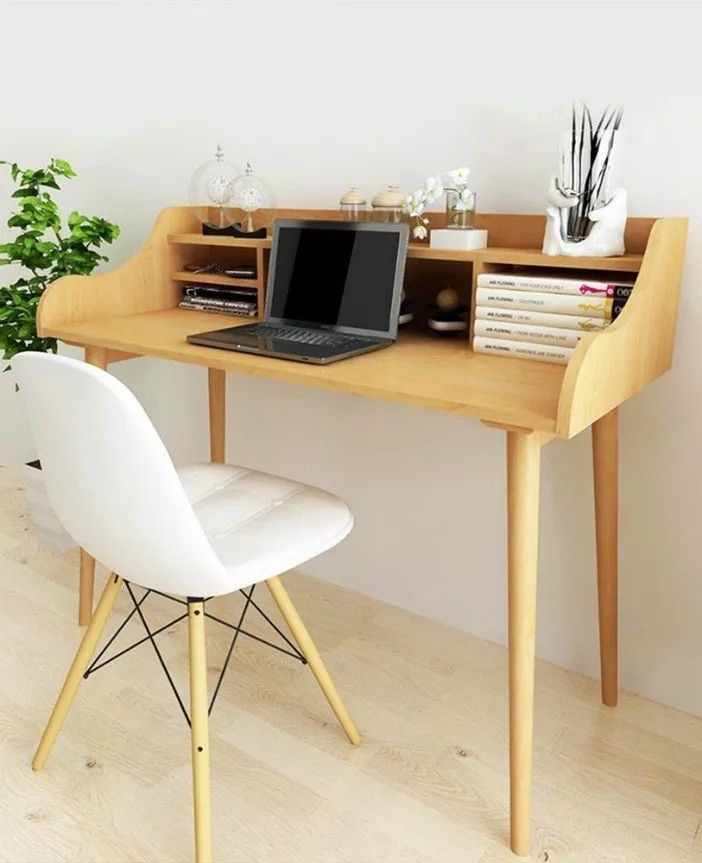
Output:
top-left (268, 226), bottom-right (401, 334)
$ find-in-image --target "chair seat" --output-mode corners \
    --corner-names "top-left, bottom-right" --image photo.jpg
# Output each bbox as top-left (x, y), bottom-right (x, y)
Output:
top-left (177, 463), bottom-right (353, 591)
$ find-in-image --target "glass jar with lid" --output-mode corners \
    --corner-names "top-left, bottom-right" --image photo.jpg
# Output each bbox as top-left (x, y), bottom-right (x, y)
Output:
top-left (339, 186), bottom-right (366, 221)
top-left (370, 185), bottom-right (406, 224)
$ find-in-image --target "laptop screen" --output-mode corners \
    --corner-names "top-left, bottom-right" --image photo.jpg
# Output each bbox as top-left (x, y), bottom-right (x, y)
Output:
top-left (267, 222), bottom-right (407, 337)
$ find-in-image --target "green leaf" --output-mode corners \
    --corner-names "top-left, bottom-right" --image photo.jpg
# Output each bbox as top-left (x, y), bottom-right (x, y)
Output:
top-left (52, 158), bottom-right (77, 178)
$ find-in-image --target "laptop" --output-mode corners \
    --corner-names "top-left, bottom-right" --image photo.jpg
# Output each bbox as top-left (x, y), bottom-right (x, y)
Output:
top-left (187, 219), bottom-right (409, 364)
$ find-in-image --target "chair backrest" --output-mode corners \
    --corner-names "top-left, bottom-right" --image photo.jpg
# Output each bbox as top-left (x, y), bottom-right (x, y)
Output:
top-left (13, 352), bottom-right (231, 597)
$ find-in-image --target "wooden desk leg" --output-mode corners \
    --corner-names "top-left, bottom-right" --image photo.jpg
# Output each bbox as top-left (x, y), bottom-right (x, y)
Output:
top-left (507, 430), bottom-right (544, 857)
top-left (77, 346), bottom-right (108, 625)
top-left (592, 407), bottom-right (618, 707)
top-left (208, 368), bottom-right (226, 464)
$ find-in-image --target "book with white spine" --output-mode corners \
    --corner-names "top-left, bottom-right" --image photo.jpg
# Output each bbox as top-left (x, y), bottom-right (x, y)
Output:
top-left (476, 286), bottom-right (612, 319)
top-left (477, 272), bottom-right (634, 297)
top-left (474, 306), bottom-right (606, 331)
top-left (473, 336), bottom-right (573, 365)
top-left (474, 319), bottom-right (584, 348)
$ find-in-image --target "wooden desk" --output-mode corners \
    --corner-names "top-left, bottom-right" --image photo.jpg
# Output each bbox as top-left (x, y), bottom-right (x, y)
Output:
top-left (36, 207), bottom-right (688, 857)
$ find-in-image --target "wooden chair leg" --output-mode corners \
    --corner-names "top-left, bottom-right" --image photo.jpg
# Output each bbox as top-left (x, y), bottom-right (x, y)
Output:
top-left (33, 573), bottom-right (123, 771)
top-left (188, 599), bottom-right (213, 863)
top-left (592, 407), bottom-right (619, 707)
top-left (507, 431), bottom-right (544, 857)
top-left (265, 576), bottom-right (361, 746)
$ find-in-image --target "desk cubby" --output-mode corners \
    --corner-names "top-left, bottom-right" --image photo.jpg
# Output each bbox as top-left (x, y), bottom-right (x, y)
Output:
top-left (168, 233), bottom-right (268, 309)
top-left (37, 206), bottom-right (686, 439)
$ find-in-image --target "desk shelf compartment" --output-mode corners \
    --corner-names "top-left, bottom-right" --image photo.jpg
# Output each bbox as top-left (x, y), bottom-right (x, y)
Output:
top-left (169, 233), bottom-right (269, 314)
top-left (469, 262), bottom-right (641, 366)
top-left (36, 206), bottom-right (686, 440)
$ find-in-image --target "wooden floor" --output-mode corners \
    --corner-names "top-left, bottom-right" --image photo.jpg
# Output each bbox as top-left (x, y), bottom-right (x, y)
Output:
top-left (1, 467), bottom-right (702, 863)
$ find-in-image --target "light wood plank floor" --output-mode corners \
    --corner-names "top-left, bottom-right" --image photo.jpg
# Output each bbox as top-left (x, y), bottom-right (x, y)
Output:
top-left (1, 466), bottom-right (701, 863)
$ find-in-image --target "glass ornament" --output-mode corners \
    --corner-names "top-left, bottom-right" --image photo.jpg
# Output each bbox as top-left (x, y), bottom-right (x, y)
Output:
top-left (189, 144), bottom-right (240, 230)
top-left (228, 162), bottom-right (277, 234)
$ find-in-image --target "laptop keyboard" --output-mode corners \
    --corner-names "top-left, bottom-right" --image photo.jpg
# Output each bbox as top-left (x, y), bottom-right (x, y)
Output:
top-left (250, 324), bottom-right (373, 349)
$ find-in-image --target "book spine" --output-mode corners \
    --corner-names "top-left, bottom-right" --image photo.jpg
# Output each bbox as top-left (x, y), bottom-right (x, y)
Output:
top-left (184, 292), bottom-right (257, 305)
top-left (611, 285), bottom-right (634, 300)
top-left (476, 286), bottom-right (613, 319)
top-left (180, 295), bottom-right (256, 308)
top-left (181, 295), bottom-right (257, 311)
top-left (477, 273), bottom-right (634, 297)
top-left (179, 301), bottom-right (257, 318)
top-left (612, 299), bottom-right (628, 320)
top-left (473, 336), bottom-right (573, 365)
top-left (183, 285), bottom-right (257, 302)
top-left (474, 305), bottom-right (606, 331)
top-left (474, 319), bottom-right (583, 348)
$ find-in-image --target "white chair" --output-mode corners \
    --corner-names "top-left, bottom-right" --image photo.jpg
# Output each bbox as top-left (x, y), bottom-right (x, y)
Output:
top-left (14, 352), bottom-right (360, 863)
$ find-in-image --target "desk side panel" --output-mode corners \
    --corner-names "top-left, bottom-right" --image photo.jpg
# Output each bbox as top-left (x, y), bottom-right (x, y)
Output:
top-left (556, 218), bottom-right (688, 438)
top-left (36, 208), bottom-right (198, 335)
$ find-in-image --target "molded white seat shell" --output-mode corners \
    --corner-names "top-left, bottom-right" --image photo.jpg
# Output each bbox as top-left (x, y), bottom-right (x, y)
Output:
top-left (178, 463), bottom-right (353, 589)
top-left (13, 352), bottom-right (353, 598)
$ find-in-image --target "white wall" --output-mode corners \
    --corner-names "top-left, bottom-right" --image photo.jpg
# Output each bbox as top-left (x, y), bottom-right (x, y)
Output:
top-left (2, 1), bottom-right (701, 714)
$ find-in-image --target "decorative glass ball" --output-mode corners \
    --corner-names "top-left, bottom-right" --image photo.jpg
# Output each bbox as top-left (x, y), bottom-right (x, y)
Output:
top-left (189, 144), bottom-right (241, 229)
top-left (228, 162), bottom-right (276, 234)
top-left (206, 175), bottom-right (232, 206)
top-left (238, 185), bottom-right (263, 212)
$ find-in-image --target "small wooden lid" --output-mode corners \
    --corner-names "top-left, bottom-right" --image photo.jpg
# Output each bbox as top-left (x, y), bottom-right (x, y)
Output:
top-left (340, 186), bottom-right (366, 206)
top-left (371, 185), bottom-right (405, 209)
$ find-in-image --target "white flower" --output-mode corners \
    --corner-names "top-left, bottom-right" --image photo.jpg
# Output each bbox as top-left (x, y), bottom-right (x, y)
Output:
top-left (404, 189), bottom-right (428, 217)
top-left (460, 186), bottom-right (474, 203)
top-left (424, 175), bottom-right (443, 200)
top-left (413, 224), bottom-right (428, 240)
top-left (448, 166), bottom-right (470, 187)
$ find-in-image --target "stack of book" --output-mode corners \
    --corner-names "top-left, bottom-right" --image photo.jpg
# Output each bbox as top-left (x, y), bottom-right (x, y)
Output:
top-left (179, 284), bottom-right (258, 318)
top-left (472, 271), bottom-right (634, 365)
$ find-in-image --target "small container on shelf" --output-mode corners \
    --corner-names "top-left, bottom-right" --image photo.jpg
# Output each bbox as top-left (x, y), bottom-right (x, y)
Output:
top-left (445, 189), bottom-right (476, 229)
top-left (339, 187), bottom-right (367, 221)
top-left (370, 185), bottom-right (406, 224)
top-left (427, 287), bottom-right (469, 336)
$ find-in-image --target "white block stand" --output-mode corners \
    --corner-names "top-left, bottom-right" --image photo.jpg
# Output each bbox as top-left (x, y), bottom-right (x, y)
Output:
top-left (430, 228), bottom-right (488, 251)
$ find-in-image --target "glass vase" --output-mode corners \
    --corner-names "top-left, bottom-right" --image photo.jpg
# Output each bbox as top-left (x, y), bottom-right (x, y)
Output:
top-left (445, 190), bottom-right (476, 229)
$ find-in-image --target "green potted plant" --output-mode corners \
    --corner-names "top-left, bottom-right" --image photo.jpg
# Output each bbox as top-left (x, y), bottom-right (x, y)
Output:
top-left (0, 157), bottom-right (120, 547)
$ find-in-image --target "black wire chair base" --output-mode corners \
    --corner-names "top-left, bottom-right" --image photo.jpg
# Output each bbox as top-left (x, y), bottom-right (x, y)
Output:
top-left (83, 582), bottom-right (306, 726)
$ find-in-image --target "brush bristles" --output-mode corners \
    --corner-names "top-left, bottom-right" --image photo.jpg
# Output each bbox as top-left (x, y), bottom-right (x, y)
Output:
top-left (566, 103), bottom-right (623, 241)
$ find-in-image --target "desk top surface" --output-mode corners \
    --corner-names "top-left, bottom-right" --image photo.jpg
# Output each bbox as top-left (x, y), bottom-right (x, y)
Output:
top-left (49, 309), bottom-right (566, 432)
